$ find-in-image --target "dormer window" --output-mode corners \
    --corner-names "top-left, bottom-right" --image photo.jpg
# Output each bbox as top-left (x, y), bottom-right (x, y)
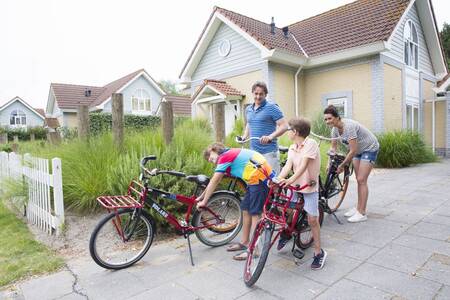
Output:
top-left (404, 20), bottom-right (419, 69)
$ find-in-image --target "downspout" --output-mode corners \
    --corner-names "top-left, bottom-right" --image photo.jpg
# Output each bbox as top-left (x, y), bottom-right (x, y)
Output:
top-left (294, 66), bottom-right (303, 117)
top-left (432, 98), bottom-right (436, 152)
top-left (290, 32), bottom-right (307, 117)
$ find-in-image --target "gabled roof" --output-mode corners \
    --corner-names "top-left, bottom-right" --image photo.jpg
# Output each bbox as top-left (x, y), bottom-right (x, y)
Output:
top-left (163, 95), bottom-right (192, 116)
top-left (34, 108), bottom-right (46, 118)
top-left (0, 96), bottom-right (45, 120)
top-left (181, 0), bottom-right (447, 80)
top-left (192, 79), bottom-right (244, 101)
top-left (215, 7), bottom-right (305, 56)
top-left (50, 69), bottom-right (166, 110)
top-left (289, 0), bottom-right (410, 57)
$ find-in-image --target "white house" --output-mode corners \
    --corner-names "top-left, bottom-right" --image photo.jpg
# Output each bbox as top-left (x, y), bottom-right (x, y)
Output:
top-left (0, 96), bottom-right (45, 128)
top-left (45, 69), bottom-right (168, 128)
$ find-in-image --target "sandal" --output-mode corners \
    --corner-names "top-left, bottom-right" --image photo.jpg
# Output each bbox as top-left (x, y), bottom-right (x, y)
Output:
top-left (233, 251), bottom-right (248, 261)
top-left (226, 242), bottom-right (247, 252)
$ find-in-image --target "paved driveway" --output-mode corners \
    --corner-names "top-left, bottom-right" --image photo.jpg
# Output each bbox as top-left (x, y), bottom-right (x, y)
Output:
top-left (2, 161), bottom-right (450, 300)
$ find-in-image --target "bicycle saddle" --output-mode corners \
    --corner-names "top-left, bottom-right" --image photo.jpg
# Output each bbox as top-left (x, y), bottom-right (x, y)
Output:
top-left (186, 174), bottom-right (210, 186)
top-left (279, 146), bottom-right (288, 154)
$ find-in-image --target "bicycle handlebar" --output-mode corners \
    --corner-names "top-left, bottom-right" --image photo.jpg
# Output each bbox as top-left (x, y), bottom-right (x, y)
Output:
top-left (235, 136), bottom-right (261, 144)
top-left (139, 156), bottom-right (186, 179)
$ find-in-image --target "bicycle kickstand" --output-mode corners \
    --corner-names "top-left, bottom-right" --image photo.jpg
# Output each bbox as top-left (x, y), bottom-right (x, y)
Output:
top-left (331, 211), bottom-right (343, 225)
top-left (185, 233), bottom-right (195, 266)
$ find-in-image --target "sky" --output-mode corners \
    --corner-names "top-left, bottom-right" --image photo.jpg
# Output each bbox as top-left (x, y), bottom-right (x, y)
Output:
top-left (1, 0), bottom-right (449, 109)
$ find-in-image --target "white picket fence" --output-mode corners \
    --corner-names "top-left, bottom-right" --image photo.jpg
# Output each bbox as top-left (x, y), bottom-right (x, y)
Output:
top-left (0, 151), bottom-right (64, 235)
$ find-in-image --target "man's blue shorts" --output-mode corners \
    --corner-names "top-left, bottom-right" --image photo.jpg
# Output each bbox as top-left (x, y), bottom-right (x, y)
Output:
top-left (241, 181), bottom-right (269, 215)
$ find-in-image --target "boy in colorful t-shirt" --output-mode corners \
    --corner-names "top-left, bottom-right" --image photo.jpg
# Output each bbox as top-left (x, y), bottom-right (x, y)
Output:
top-left (197, 142), bottom-right (275, 260)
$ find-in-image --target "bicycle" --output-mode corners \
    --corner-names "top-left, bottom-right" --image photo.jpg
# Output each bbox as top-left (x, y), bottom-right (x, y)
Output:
top-left (309, 132), bottom-right (353, 224)
top-left (89, 155), bottom-right (243, 269)
top-left (243, 160), bottom-right (324, 287)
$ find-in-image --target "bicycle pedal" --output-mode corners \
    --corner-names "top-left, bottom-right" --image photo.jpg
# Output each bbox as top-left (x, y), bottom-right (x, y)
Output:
top-left (292, 249), bottom-right (305, 260)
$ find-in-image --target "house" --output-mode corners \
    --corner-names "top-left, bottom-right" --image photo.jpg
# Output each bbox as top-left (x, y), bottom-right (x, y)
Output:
top-left (0, 96), bottom-right (45, 128)
top-left (159, 95), bottom-right (193, 117)
top-left (180, 0), bottom-right (449, 156)
top-left (46, 69), bottom-right (167, 128)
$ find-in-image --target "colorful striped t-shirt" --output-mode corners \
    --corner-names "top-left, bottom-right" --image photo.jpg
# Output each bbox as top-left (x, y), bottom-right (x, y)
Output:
top-left (215, 148), bottom-right (275, 185)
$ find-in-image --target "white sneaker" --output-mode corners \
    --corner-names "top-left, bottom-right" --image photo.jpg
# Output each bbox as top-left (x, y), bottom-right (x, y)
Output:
top-left (344, 207), bottom-right (357, 217)
top-left (347, 211), bottom-right (367, 223)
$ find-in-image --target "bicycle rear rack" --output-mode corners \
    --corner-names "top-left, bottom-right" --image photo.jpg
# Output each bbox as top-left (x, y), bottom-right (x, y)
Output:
top-left (97, 180), bottom-right (145, 211)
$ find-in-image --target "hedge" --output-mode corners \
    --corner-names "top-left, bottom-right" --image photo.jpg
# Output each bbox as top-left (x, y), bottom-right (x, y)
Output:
top-left (89, 113), bottom-right (161, 135)
top-left (0, 126), bottom-right (47, 141)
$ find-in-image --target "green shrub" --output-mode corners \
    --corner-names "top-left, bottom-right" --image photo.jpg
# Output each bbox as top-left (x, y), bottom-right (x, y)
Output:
top-left (376, 130), bottom-right (437, 168)
top-left (89, 113), bottom-right (160, 135)
top-left (0, 126), bottom-right (47, 141)
top-left (225, 118), bottom-right (245, 147)
top-left (0, 144), bottom-right (12, 153)
top-left (311, 111), bottom-right (331, 138)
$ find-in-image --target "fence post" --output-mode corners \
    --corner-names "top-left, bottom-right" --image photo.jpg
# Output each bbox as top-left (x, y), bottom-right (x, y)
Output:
top-left (112, 93), bottom-right (124, 149)
top-left (77, 104), bottom-right (90, 141)
top-left (30, 133), bottom-right (35, 142)
top-left (161, 100), bottom-right (174, 144)
top-left (52, 158), bottom-right (64, 235)
top-left (213, 103), bottom-right (225, 143)
top-left (0, 133), bottom-right (7, 144)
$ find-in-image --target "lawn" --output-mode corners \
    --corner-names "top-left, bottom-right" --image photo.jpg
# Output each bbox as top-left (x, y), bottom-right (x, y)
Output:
top-left (0, 201), bottom-right (64, 287)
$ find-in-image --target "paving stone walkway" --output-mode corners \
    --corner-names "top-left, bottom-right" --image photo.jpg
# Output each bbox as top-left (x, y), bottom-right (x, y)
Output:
top-left (2, 161), bottom-right (450, 300)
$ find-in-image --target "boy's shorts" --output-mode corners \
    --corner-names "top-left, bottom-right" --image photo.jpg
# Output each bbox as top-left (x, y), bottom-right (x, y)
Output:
top-left (288, 191), bottom-right (319, 217)
top-left (241, 181), bottom-right (269, 215)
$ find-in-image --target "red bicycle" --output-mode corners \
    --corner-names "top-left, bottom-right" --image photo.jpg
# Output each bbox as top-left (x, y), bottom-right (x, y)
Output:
top-left (243, 160), bottom-right (324, 287)
top-left (89, 155), bottom-right (242, 269)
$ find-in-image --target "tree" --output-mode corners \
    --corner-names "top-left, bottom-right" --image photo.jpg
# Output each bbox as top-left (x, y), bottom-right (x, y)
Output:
top-left (441, 23), bottom-right (450, 70)
top-left (159, 80), bottom-right (184, 96)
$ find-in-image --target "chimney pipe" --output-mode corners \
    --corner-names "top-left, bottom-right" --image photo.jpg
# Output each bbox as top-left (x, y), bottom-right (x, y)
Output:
top-left (282, 26), bottom-right (289, 38)
top-left (270, 17), bottom-right (275, 34)
top-left (85, 89), bottom-right (91, 97)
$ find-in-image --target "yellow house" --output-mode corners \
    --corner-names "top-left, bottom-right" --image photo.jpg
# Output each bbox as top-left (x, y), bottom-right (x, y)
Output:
top-left (180, 0), bottom-right (449, 156)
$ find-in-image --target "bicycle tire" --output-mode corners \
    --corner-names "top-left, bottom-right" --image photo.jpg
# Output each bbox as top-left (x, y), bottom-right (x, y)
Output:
top-left (192, 193), bottom-right (242, 247)
top-left (89, 208), bottom-right (155, 270)
top-left (295, 204), bottom-right (324, 249)
top-left (244, 221), bottom-right (273, 287)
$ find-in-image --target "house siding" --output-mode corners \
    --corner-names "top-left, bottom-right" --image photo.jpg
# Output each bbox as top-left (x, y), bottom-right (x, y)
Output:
top-left (383, 63), bottom-right (403, 131)
top-left (0, 101), bottom-right (44, 127)
top-left (102, 75), bottom-right (163, 115)
top-left (385, 2), bottom-right (434, 75)
top-left (271, 63), bottom-right (296, 120)
top-left (191, 22), bottom-right (262, 83)
top-left (301, 59), bottom-right (373, 130)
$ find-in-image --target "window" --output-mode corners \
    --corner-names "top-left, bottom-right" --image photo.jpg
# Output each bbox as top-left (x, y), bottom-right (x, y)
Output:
top-left (404, 20), bottom-right (419, 69)
top-left (10, 110), bottom-right (26, 126)
top-left (131, 89), bottom-right (152, 112)
top-left (406, 103), bottom-right (419, 131)
top-left (327, 97), bottom-right (348, 117)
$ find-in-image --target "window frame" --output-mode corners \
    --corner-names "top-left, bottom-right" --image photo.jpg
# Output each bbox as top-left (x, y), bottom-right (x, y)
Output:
top-left (10, 110), bottom-right (27, 127)
top-left (131, 89), bottom-right (152, 114)
top-left (403, 19), bottom-right (419, 70)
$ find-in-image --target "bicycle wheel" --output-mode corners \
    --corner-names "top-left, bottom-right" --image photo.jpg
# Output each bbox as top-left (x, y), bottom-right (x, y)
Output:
top-left (244, 220), bottom-right (274, 287)
top-left (295, 204), bottom-right (324, 250)
top-left (89, 208), bottom-right (155, 270)
top-left (193, 192), bottom-right (242, 247)
top-left (327, 170), bottom-right (350, 212)
top-left (219, 176), bottom-right (247, 199)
